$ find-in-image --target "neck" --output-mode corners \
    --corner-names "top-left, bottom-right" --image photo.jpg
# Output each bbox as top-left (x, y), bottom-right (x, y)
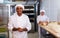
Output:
top-left (17, 13), bottom-right (22, 16)
top-left (41, 15), bottom-right (44, 16)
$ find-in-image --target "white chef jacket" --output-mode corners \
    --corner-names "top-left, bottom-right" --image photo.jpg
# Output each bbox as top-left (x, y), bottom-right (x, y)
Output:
top-left (37, 15), bottom-right (49, 24)
top-left (8, 13), bottom-right (31, 38)
top-left (37, 15), bottom-right (49, 38)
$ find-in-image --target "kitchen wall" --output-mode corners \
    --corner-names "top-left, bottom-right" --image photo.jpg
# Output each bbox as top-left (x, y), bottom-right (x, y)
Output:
top-left (40, 0), bottom-right (60, 22)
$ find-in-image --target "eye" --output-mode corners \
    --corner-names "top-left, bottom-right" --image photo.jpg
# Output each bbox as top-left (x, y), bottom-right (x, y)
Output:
top-left (19, 8), bottom-right (23, 9)
top-left (16, 7), bottom-right (23, 10)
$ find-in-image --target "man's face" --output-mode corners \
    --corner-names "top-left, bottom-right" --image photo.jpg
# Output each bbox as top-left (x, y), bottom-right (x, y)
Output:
top-left (40, 12), bottom-right (44, 16)
top-left (16, 6), bottom-right (23, 15)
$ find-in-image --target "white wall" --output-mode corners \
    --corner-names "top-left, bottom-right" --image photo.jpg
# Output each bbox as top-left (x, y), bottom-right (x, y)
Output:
top-left (40, 0), bottom-right (60, 21)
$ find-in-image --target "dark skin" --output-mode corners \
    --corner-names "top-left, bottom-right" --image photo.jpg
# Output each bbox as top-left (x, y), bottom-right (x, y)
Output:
top-left (16, 6), bottom-right (23, 16)
top-left (12, 6), bottom-right (28, 32)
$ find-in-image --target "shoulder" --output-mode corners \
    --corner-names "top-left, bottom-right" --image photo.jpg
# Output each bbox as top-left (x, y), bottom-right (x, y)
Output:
top-left (44, 15), bottom-right (49, 18)
top-left (23, 14), bottom-right (29, 18)
top-left (37, 15), bottom-right (40, 18)
top-left (10, 13), bottom-right (17, 18)
top-left (9, 15), bottom-right (13, 18)
top-left (10, 14), bottom-right (14, 18)
top-left (9, 13), bottom-right (16, 20)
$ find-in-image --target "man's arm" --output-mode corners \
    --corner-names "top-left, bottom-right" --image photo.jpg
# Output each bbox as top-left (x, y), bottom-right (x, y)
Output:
top-left (25, 16), bottom-right (31, 31)
top-left (12, 27), bottom-right (18, 31)
top-left (17, 28), bottom-right (28, 32)
top-left (23, 28), bottom-right (28, 31)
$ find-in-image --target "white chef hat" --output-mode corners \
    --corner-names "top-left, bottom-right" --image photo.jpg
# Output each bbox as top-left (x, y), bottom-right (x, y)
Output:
top-left (15, 4), bottom-right (24, 10)
top-left (40, 10), bottom-right (45, 13)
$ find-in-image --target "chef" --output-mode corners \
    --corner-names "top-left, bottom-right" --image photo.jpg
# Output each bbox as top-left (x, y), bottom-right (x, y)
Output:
top-left (37, 10), bottom-right (49, 38)
top-left (8, 4), bottom-right (31, 38)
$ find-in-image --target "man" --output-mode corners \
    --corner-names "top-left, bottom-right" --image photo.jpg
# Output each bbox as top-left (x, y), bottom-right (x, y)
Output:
top-left (8, 4), bottom-right (31, 38)
top-left (37, 10), bottom-right (49, 38)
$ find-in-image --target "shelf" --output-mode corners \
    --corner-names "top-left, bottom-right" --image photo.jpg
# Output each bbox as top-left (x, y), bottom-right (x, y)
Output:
top-left (24, 13), bottom-right (34, 15)
top-left (24, 6), bottom-right (34, 9)
top-left (23, 10), bottom-right (34, 13)
top-left (23, 9), bottom-right (34, 10)
top-left (28, 15), bottom-right (34, 17)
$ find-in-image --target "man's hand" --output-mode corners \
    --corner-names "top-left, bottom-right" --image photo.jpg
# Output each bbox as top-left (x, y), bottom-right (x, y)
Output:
top-left (17, 28), bottom-right (28, 32)
top-left (17, 28), bottom-right (23, 32)
top-left (12, 27), bottom-right (28, 32)
top-left (23, 28), bottom-right (28, 31)
top-left (12, 27), bottom-right (18, 31)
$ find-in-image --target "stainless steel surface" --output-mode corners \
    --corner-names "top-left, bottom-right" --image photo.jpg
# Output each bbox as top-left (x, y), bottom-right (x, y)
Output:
top-left (0, 4), bottom-right (9, 38)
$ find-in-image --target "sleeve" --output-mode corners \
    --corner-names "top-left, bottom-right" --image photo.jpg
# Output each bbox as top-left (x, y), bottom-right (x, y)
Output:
top-left (8, 16), bottom-right (13, 31)
top-left (26, 16), bottom-right (31, 31)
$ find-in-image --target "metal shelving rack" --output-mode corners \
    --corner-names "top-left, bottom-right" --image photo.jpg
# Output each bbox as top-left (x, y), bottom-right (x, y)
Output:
top-left (23, 5), bottom-right (35, 32)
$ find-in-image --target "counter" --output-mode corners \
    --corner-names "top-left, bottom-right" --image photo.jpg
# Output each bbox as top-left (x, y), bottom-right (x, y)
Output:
top-left (39, 22), bottom-right (60, 38)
